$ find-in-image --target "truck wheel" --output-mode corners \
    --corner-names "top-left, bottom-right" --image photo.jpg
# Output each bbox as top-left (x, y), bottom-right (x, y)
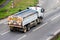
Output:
top-left (27, 27), bottom-right (30, 31)
top-left (39, 17), bottom-right (43, 23)
top-left (34, 20), bottom-right (37, 26)
top-left (10, 28), bottom-right (14, 32)
top-left (10, 27), bottom-right (13, 31)
top-left (23, 26), bottom-right (27, 33)
top-left (23, 29), bottom-right (27, 33)
top-left (36, 18), bottom-right (40, 24)
top-left (40, 19), bottom-right (43, 23)
top-left (10, 29), bottom-right (14, 32)
top-left (10, 27), bottom-right (15, 32)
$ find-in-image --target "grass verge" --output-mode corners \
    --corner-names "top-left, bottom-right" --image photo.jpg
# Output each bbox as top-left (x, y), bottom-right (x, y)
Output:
top-left (57, 35), bottom-right (60, 40)
top-left (0, 0), bottom-right (38, 19)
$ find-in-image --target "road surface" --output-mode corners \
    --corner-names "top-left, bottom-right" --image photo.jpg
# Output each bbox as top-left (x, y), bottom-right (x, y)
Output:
top-left (0, 0), bottom-right (10, 8)
top-left (0, 0), bottom-right (60, 40)
top-left (39, 0), bottom-right (60, 11)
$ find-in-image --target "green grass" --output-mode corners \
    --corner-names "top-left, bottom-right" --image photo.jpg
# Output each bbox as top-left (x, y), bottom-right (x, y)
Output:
top-left (57, 35), bottom-right (60, 40)
top-left (0, 0), bottom-right (38, 19)
top-left (55, 34), bottom-right (60, 40)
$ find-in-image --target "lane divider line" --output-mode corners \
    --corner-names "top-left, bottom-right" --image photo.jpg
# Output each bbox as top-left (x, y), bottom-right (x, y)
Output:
top-left (46, 29), bottom-right (60, 40)
top-left (51, 15), bottom-right (60, 21)
top-left (33, 22), bottom-right (48, 32)
top-left (54, 29), bottom-right (60, 35)
top-left (0, 31), bottom-right (10, 35)
top-left (17, 35), bottom-right (27, 40)
top-left (46, 36), bottom-right (54, 40)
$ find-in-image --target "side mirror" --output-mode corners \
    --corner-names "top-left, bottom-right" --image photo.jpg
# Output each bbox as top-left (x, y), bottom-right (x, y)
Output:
top-left (27, 7), bottom-right (29, 9)
top-left (41, 8), bottom-right (45, 13)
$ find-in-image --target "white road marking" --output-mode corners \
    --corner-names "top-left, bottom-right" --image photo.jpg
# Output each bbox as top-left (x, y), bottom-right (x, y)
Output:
top-left (0, 31), bottom-right (10, 35)
top-left (51, 15), bottom-right (60, 21)
top-left (3, 22), bottom-right (8, 24)
top-left (46, 36), bottom-right (54, 40)
top-left (46, 29), bottom-right (60, 40)
top-left (54, 29), bottom-right (60, 35)
top-left (0, 21), bottom-right (7, 24)
top-left (17, 35), bottom-right (27, 40)
top-left (33, 22), bottom-right (48, 31)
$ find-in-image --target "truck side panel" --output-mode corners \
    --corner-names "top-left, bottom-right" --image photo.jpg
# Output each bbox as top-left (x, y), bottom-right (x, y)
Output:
top-left (23, 13), bottom-right (38, 26)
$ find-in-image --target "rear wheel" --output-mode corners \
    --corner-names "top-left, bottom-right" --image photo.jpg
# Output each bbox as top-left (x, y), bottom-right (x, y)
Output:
top-left (34, 20), bottom-right (37, 26)
top-left (10, 27), bottom-right (15, 32)
top-left (10, 27), bottom-right (14, 31)
top-left (10, 29), bottom-right (14, 31)
top-left (27, 26), bottom-right (30, 31)
top-left (23, 26), bottom-right (27, 33)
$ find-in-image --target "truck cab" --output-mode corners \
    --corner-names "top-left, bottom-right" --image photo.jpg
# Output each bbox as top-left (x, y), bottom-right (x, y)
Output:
top-left (28, 6), bottom-right (45, 17)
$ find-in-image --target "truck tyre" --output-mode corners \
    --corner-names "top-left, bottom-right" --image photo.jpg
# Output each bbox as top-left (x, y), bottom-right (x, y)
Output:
top-left (10, 27), bottom-right (14, 32)
top-left (27, 27), bottom-right (30, 31)
top-left (35, 20), bottom-right (37, 26)
top-left (10, 29), bottom-right (14, 32)
top-left (23, 26), bottom-right (27, 33)
top-left (36, 18), bottom-right (40, 24)
top-left (39, 17), bottom-right (43, 23)
top-left (10, 26), bottom-right (13, 31)
top-left (10, 27), bottom-right (15, 32)
top-left (37, 17), bottom-right (43, 24)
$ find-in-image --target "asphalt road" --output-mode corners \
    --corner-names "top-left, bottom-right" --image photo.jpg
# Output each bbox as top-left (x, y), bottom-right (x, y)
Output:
top-left (0, 0), bottom-right (10, 8)
top-left (0, 0), bottom-right (60, 40)
top-left (39, 0), bottom-right (60, 11)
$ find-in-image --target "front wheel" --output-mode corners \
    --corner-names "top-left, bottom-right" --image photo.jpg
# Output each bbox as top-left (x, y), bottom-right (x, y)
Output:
top-left (27, 27), bottom-right (31, 31)
top-left (36, 18), bottom-right (43, 24)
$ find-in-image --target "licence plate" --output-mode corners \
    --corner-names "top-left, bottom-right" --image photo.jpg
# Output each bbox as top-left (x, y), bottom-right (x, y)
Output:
top-left (13, 18), bottom-right (17, 20)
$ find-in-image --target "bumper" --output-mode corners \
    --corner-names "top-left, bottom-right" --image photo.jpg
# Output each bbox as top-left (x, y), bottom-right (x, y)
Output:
top-left (9, 25), bottom-right (24, 31)
top-left (8, 24), bottom-right (22, 28)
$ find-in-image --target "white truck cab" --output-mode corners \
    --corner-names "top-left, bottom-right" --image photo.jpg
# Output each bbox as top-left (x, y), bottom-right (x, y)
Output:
top-left (28, 6), bottom-right (45, 17)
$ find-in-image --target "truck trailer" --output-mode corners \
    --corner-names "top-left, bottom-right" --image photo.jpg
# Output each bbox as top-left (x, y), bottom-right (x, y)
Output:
top-left (7, 6), bottom-right (45, 33)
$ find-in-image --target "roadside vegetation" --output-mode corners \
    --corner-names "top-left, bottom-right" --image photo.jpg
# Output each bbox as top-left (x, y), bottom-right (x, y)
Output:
top-left (0, 0), bottom-right (38, 19)
top-left (57, 35), bottom-right (60, 40)
top-left (53, 34), bottom-right (60, 40)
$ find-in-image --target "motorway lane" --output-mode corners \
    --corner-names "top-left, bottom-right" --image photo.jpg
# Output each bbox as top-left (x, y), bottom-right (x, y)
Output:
top-left (0, 24), bottom-right (9, 35)
top-left (20, 14), bottom-right (60, 40)
top-left (44, 8), bottom-right (60, 21)
top-left (39, 0), bottom-right (60, 11)
top-left (0, 8), bottom-right (60, 40)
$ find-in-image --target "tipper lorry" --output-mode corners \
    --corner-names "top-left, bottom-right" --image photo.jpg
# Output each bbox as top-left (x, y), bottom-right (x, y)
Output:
top-left (7, 6), bottom-right (45, 33)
